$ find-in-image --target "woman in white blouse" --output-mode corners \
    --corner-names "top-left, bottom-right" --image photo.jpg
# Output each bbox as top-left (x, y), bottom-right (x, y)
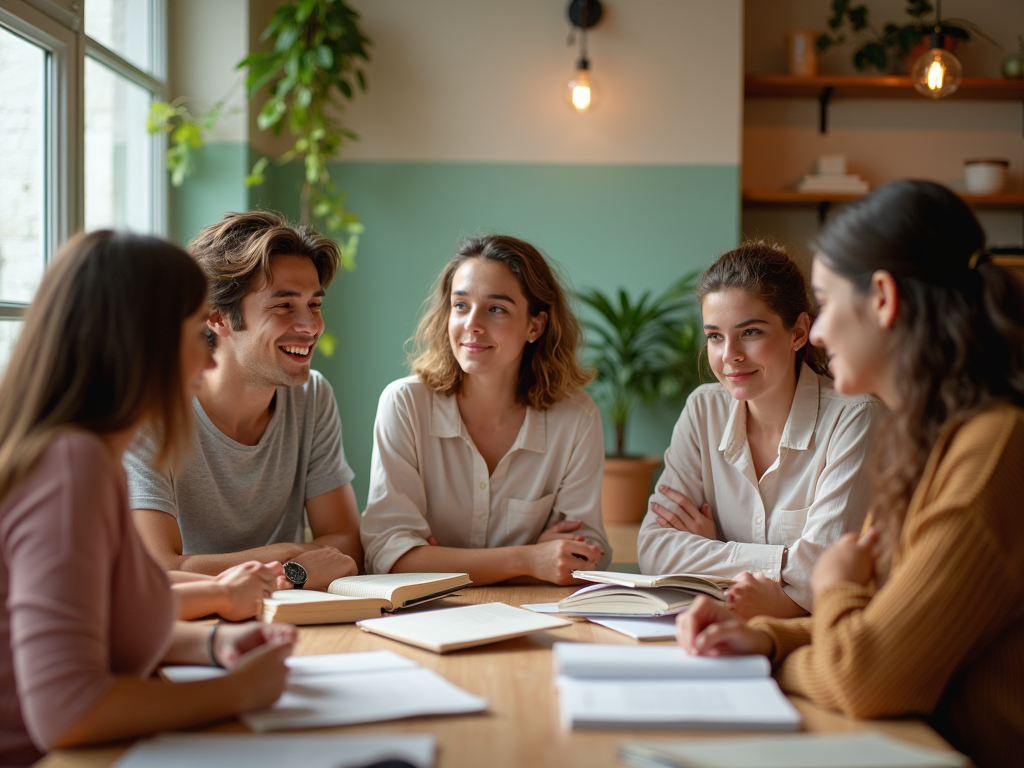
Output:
top-left (360, 235), bottom-right (612, 584)
top-left (637, 242), bottom-right (879, 619)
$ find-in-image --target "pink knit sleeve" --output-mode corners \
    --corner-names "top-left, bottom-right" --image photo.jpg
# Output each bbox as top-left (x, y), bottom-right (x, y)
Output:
top-left (5, 434), bottom-right (124, 750)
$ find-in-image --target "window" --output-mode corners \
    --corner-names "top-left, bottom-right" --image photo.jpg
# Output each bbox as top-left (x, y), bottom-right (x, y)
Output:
top-left (0, 0), bottom-right (166, 371)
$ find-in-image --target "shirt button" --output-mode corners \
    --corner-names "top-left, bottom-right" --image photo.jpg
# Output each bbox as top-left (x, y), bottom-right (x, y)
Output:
top-left (755, 515), bottom-right (764, 524)
top-left (480, 482), bottom-right (487, 490)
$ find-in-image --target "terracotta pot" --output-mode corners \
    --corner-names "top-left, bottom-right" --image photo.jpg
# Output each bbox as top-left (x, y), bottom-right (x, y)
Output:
top-left (602, 456), bottom-right (663, 524)
top-left (902, 34), bottom-right (958, 74)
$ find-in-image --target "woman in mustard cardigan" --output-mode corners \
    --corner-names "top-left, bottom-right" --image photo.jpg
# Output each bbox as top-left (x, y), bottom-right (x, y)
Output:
top-left (677, 180), bottom-right (1024, 768)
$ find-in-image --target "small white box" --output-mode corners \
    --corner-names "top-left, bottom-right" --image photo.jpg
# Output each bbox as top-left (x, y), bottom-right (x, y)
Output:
top-left (817, 155), bottom-right (847, 176)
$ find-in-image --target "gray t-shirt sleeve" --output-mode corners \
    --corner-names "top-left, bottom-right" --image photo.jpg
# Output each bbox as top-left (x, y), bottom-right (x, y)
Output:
top-left (124, 428), bottom-right (178, 517)
top-left (304, 375), bottom-right (355, 500)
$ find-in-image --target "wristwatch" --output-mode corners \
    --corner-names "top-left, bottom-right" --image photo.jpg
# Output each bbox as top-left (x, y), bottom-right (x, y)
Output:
top-left (283, 560), bottom-right (308, 590)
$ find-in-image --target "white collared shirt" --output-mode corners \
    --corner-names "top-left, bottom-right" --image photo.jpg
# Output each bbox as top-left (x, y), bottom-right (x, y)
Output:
top-left (637, 364), bottom-right (880, 610)
top-left (360, 376), bottom-right (613, 575)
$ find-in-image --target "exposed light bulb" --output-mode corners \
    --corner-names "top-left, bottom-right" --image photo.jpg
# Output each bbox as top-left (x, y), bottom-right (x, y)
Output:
top-left (911, 34), bottom-right (962, 98)
top-left (569, 68), bottom-right (592, 112)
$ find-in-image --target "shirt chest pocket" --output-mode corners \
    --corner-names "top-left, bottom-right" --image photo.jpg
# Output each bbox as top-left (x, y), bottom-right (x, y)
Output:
top-left (505, 493), bottom-right (557, 545)
top-left (779, 507), bottom-right (810, 547)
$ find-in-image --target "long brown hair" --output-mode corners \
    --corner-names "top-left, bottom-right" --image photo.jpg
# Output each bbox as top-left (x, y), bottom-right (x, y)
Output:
top-left (696, 240), bottom-right (829, 377)
top-left (812, 180), bottom-right (1024, 559)
top-left (409, 234), bottom-right (592, 410)
top-left (0, 231), bottom-right (208, 499)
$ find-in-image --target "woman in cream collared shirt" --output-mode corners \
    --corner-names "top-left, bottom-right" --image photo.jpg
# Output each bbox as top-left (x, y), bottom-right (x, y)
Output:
top-left (638, 242), bottom-right (880, 619)
top-left (360, 234), bottom-right (612, 584)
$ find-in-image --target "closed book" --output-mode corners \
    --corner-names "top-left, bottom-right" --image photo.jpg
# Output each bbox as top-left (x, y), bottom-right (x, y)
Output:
top-left (357, 601), bottom-right (571, 653)
top-left (261, 572), bottom-right (471, 625)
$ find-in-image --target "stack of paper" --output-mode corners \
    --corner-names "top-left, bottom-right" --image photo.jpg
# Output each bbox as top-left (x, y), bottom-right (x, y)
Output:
top-left (619, 733), bottom-right (968, 768)
top-left (553, 643), bottom-right (801, 731)
top-left (116, 733), bottom-right (436, 768)
top-left (797, 174), bottom-right (870, 193)
top-left (160, 650), bottom-right (486, 731)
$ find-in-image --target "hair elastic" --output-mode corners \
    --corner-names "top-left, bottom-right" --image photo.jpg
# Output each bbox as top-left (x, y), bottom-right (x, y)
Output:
top-left (967, 250), bottom-right (987, 270)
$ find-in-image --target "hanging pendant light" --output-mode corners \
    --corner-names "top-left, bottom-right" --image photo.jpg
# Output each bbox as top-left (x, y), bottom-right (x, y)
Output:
top-left (911, 0), bottom-right (962, 98)
top-left (566, 0), bottom-right (602, 113)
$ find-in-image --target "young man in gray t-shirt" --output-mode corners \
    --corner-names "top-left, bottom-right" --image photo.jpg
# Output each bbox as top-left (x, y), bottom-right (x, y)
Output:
top-left (126, 212), bottom-right (361, 590)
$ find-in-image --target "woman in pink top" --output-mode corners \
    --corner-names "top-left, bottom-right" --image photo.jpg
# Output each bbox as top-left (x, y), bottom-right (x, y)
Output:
top-left (0, 231), bottom-right (295, 766)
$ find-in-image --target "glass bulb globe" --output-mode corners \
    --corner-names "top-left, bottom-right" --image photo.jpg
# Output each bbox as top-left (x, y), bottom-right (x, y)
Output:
top-left (568, 68), bottom-right (593, 112)
top-left (911, 47), bottom-right (962, 98)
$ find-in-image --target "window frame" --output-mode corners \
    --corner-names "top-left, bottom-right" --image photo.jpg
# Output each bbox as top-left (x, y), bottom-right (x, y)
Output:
top-left (0, 0), bottom-right (167, 325)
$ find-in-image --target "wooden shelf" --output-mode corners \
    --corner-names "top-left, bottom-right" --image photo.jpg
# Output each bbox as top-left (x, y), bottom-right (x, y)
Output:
top-left (745, 74), bottom-right (1024, 101)
top-left (744, 189), bottom-right (1024, 209)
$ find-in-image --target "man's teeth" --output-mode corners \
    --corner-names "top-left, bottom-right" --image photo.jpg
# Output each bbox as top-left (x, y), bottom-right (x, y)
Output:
top-left (282, 345), bottom-right (310, 355)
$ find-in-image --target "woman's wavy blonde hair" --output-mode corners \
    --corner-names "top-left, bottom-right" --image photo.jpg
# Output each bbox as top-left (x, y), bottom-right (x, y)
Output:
top-left (0, 231), bottom-right (207, 500)
top-left (409, 234), bottom-right (591, 410)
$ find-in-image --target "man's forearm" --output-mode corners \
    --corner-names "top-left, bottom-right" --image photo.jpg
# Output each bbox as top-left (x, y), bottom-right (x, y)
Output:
top-left (173, 542), bottom-right (314, 576)
top-left (312, 532), bottom-right (363, 569)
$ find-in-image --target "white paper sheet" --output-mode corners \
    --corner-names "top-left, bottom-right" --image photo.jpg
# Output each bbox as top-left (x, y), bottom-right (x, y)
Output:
top-left (587, 615), bottom-right (679, 641)
top-left (557, 677), bottom-right (801, 731)
top-left (619, 733), bottom-right (968, 768)
top-left (114, 733), bottom-right (435, 768)
top-left (553, 642), bottom-right (771, 680)
top-left (159, 651), bottom-right (487, 731)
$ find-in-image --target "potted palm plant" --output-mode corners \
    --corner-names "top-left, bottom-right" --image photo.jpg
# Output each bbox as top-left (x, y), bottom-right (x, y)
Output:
top-left (577, 272), bottom-right (703, 524)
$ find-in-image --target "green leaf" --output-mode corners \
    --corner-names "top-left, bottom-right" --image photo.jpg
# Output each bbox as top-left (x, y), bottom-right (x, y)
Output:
top-left (317, 331), bottom-right (337, 358)
top-left (316, 44), bottom-right (334, 69)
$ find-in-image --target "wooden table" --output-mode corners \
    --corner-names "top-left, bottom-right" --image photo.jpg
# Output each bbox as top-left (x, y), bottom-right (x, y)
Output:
top-left (38, 585), bottom-right (956, 768)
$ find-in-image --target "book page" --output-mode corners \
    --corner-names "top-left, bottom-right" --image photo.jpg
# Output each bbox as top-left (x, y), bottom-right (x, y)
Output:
top-left (357, 602), bottom-right (570, 652)
top-left (327, 572), bottom-right (467, 602)
top-left (554, 642), bottom-right (771, 680)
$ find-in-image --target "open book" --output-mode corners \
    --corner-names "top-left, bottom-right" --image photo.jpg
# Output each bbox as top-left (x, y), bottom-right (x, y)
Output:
top-left (261, 572), bottom-right (471, 625)
top-left (572, 570), bottom-right (733, 601)
top-left (557, 583), bottom-right (703, 617)
top-left (554, 643), bottom-right (801, 731)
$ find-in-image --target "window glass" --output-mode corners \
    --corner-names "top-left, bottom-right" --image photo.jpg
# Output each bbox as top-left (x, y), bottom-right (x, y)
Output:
top-left (84, 0), bottom-right (152, 74)
top-left (0, 320), bottom-right (24, 376)
top-left (0, 26), bottom-right (47, 304)
top-left (85, 56), bottom-right (154, 232)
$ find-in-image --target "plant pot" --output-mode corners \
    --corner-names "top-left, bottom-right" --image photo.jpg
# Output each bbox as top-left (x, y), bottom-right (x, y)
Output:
top-left (602, 456), bottom-right (663, 525)
top-left (902, 35), bottom-right (957, 74)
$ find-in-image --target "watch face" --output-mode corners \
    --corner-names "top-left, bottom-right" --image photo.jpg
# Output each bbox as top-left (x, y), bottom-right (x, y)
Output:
top-left (283, 561), bottom-right (307, 586)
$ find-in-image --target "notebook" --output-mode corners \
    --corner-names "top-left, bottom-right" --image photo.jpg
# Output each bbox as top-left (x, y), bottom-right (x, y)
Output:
top-left (554, 643), bottom-right (801, 731)
top-left (115, 733), bottom-right (436, 768)
top-left (618, 733), bottom-right (968, 768)
top-left (159, 650), bottom-right (486, 731)
top-left (357, 601), bottom-right (571, 653)
top-left (261, 572), bottom-right (471, 625)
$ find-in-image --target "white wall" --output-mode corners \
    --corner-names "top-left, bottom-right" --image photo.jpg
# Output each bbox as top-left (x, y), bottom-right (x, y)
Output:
top-left (251, 0), bottom-right (743, 165)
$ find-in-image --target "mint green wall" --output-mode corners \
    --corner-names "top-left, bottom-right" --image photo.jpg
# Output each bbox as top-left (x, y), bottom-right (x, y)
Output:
top-left (255, 159), bottom-right (740, 507)
top-left (168, 143), bottom-right (258, 246)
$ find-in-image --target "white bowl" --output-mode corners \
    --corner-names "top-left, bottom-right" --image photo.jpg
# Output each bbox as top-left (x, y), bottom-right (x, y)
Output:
top-left (964, 159), bottom-right (1009, 195)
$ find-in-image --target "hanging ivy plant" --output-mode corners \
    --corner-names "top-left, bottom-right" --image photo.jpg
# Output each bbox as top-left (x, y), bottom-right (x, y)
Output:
top-left (147, 0), bottom-right (370, 270)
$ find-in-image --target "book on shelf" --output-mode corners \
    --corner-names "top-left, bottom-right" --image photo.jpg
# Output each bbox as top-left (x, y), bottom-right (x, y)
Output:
top-left (553, 643), bottom-right (801, 731)
top-left (572, 570), bottom-right (733, 600)
top-left (796, 173), bottom-right (869, 194)
top-left (618, 733), bottom-right (968, 768)
top-left (261, 572), bottom-right (471, 625)
top-left (357, 601), bottom-right (571, 653)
